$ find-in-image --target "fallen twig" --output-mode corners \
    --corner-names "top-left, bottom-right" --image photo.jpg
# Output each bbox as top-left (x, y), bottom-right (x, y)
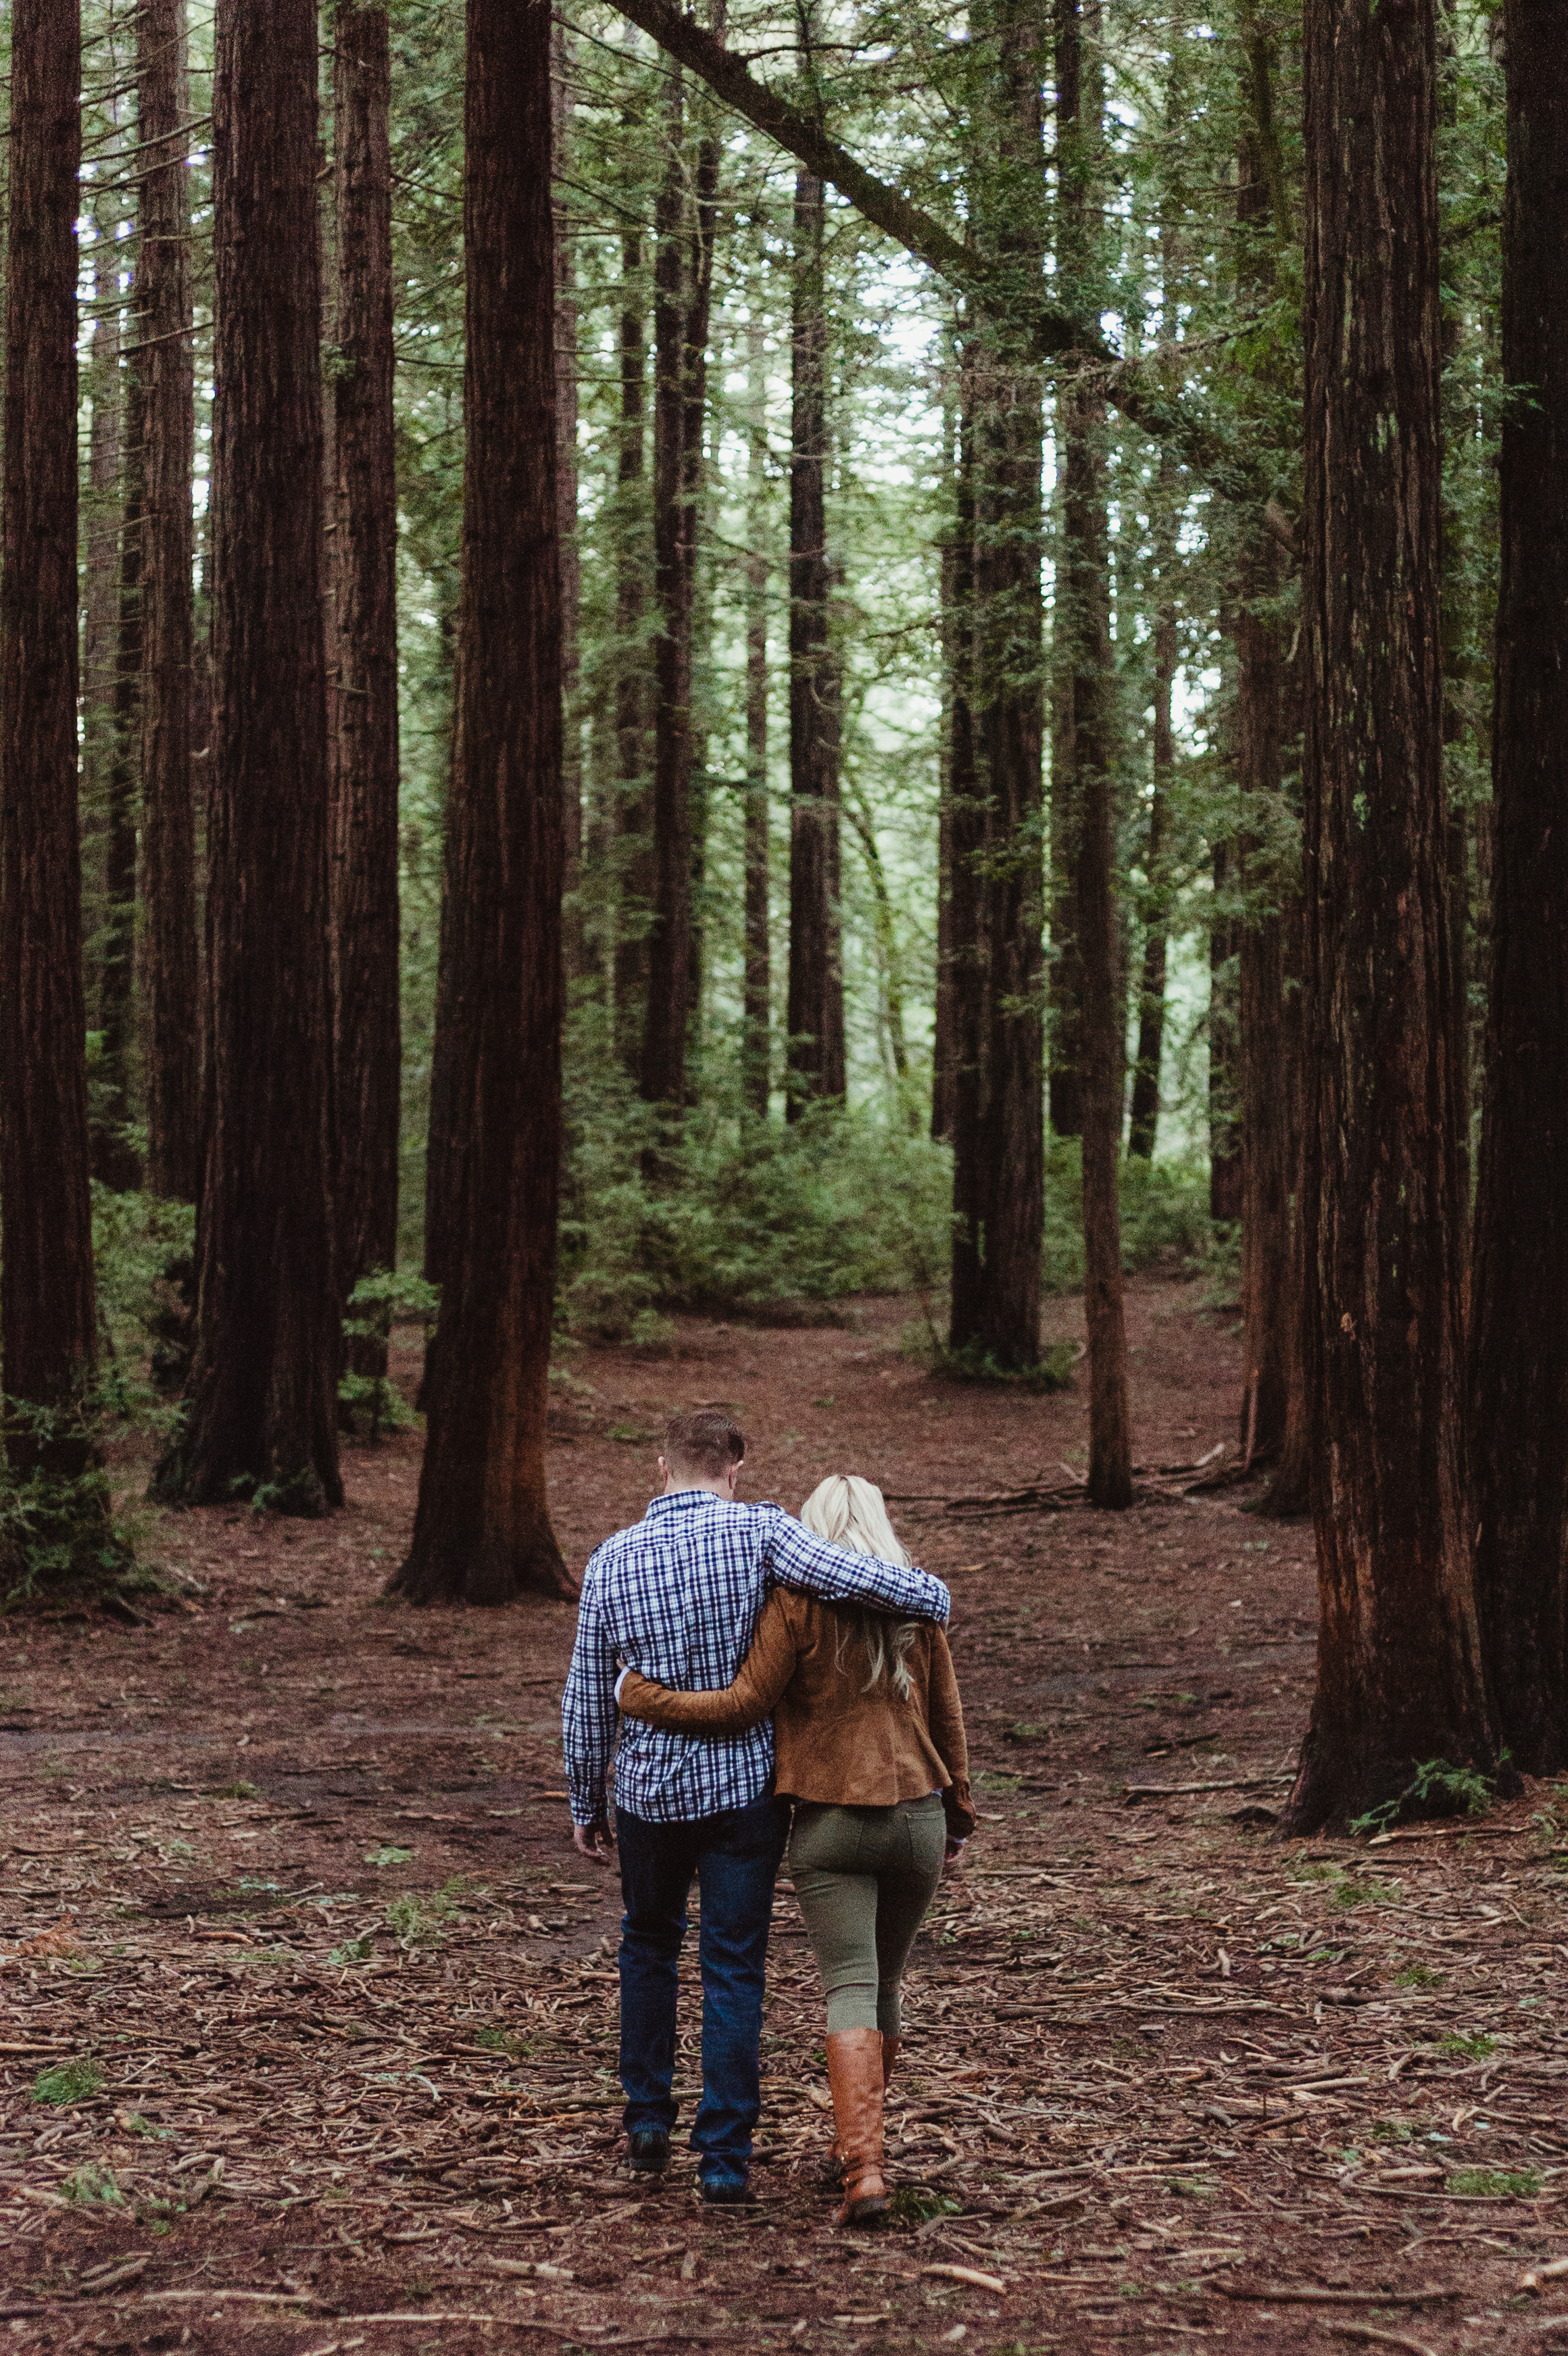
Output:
top-left (1221, 2285), bottom-right (1457, 2308)
top-left (921, 2263), bottom-right (1008, 2294)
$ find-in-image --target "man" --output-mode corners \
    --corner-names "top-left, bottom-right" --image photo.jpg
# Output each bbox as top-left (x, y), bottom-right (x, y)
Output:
top-left (562, 1409), bottom-right (950, 2206)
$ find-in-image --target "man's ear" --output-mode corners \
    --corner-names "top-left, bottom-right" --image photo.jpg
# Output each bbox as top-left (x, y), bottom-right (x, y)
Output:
top-left (726, 1456), bottom-right (744, 1498)
top-left (656, 1454), bottom-right (668, 1490)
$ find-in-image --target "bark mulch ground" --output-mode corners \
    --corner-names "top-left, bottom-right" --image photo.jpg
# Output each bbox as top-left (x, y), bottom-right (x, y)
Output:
top-left (0, 1277), bottom-right (1563, 2353)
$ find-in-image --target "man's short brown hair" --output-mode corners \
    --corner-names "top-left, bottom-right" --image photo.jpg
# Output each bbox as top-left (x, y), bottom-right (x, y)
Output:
top-left (663, 1410), bottom-right (745, 1481)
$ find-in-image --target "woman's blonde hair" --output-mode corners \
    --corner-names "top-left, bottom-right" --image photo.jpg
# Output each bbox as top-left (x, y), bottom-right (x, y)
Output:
top-left (800, 1475), bottom-right (918, 1702)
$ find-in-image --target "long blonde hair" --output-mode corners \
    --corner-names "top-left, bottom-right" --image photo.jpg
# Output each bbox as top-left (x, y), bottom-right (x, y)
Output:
top-left (800, 1475), bottom-right (919, 1702)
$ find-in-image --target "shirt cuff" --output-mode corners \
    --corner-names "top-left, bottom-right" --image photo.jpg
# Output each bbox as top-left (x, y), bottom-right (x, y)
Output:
top-left (614, 1665), bottom-right (631, 1704)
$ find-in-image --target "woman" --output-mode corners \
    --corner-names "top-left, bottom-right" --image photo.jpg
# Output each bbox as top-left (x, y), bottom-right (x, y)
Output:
top-left (615, 1473), bottom-right (973, 2226)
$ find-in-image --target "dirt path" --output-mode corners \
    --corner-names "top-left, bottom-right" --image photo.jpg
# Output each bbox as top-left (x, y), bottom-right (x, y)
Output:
top-left (0, 1279), bottom-right (1561, 2352)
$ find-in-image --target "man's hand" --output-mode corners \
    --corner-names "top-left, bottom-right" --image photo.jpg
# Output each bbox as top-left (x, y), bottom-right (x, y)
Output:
top-left (573, 1820), bottom-right (616, 1865)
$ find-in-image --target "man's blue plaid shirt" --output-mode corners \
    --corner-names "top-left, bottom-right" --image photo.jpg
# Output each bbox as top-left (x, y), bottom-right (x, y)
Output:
top-left (562, 1490), bottom-right (951, 1828)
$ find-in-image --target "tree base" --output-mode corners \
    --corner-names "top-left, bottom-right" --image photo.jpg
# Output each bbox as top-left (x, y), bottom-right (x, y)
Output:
top-left (150, 1442), bottom-right (341, 1518)
top-left (387, 1527), bottom-right (577, 1607)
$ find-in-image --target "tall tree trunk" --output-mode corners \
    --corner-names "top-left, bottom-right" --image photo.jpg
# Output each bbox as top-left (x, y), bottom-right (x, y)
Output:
top-left (612, 220), bottom-right (652, 1072)
top-left (82, 215), bottom-right (121, 1009)
top-left (639, 84), bottom-right (695, 1109)
top-left (931, 346), bottom-right (961, 1144)
top-left (93, 367), bottom-right (144, 1194)
top-left (742, 313), bottom-right (770, 1118)
top-left (391, 0), bottom-right (570, 1606)
top-left (1208, 843), bottom-right (1243, 1219)
top-left (1, 0), bottom-right (101, 1483)
top-left (1467, 0), bottom-right (1568, 1775)
top-left (1127, 451), bottom-right (1176, 1161)
top-left (947, 353), bottom-right (988, 1348)
top-left (139, 0), bottom-right (199, 1204)
top-left (1285, 0), bottom-right (1495, 1831)
top-left (554, 11), bottom-right (585, 984)
top-left (785, 165), bottom-right (846, 1114)
top-left (153, 0), bottom-right (341, 1515)
top-left (330, 1), bottom-right (402, 1371)
top-left (681, 101), bottom-right (720, 1064)
top-left (1056, 0), bottom-right (1129, 1490)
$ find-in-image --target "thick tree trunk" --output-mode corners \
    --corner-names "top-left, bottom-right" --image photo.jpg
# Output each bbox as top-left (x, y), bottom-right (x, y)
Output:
top-left (946, 360), bottom-right (988, 1348)
top-left (639, 88), bottom-right (695, 1109)
top-left (1208, 845), bottom-right (1243, 1220)
top-left (743, 316), bottom-right (770, 1119)
top-left (611, 223), bottom-right (652, 1073)
top-left (785, 166), bottom-right (846, 1115)
top-left (554, 12), bottom-right (585, 985)
top-left (93, 369), bottom-right (144, 1196)
top-left (391, 0), bottom-right (570, 1606)
top-left (0, 0), bottom-right (100, 1481)
top-left (82, 219), bottom-right (121, 1006)
top-left (1127, 456), bottom-right (1176, 1162)
top-left (152, 0), bottom-right (341, 1516)
top-left (931, 369), bottom-right (960, 1145)
top-left (1056, 0), bottom-right (1129, 1487)
top-left (330, 2), bottom-right (402, 1373)
top-left (1467, 0), bottom-right (1568, 1775)
top-left (1285, 0), bottom-right (1495, 1831)
top-left (138, 0), bottom-right (199, 1204)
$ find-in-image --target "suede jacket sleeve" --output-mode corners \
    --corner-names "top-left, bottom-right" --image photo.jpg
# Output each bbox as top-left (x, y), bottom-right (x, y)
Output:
top-left (926, 1629), bottom-right (977, 1838)
top-left (616, 1589), bottom-right (802, 1738)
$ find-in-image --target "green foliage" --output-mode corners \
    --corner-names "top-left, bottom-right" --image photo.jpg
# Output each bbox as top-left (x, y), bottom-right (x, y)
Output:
top-left (1394, 1964), bottom-right (1441, 1990)
top-left (33, 2057), bottom-right (102, 2106)
top-left (1041, 1145), bottom-right (1217, 1294)
top-left (887, 2187), bottom-right (961, 2224)
top-left (329, 1934), bottom-right (376, 1967)
top-left (1438, 2032), bottom-right (1497, 2061)
top-left (560, 1098), bottom-right (956, 1337)
top-left (385, 1888), bottom-right (458, 1948)
top-left (339, 1268), bottom-right (439, 1441)
top-left (0, 1400), bottom-right (137, 1613)
top-left (364, 1844), bottom-right (415, 1867)
top-left (923, 1338), bottom-right (1079, 1391)
top-left (1448, 2167), bottom-right (1539, 2200)
top-left (1369, 2120), bottom-right (1414, 2145)
top-left (61, 2161), bottom-right (124, 2206)
top-left (1350, 1755), bottom-right (1506, 1840)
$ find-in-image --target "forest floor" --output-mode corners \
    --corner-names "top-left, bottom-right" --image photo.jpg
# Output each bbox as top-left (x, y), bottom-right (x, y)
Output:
top-left (1, 1275), bottom-right (1564, 2355)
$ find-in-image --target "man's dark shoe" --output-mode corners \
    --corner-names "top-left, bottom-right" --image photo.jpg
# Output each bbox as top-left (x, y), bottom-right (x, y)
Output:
top-left (699, 2173), bottom-right (758, 2207)
top-left (627, 2128), bottom-right (670, 2174)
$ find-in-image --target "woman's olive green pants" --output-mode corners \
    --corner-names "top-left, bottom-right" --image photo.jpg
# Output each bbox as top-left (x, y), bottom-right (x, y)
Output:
top-left (785, 1794), bottom-right (946, 2036)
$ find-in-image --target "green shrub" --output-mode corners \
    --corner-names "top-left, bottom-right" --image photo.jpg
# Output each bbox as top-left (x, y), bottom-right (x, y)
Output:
top-left (34, 2057), bottom-right (102, 2106)
top-left (339, 1267), bottom-right (439, 1440)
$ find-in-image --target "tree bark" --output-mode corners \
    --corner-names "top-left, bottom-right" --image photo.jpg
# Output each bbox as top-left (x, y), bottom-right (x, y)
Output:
top-left (1285, 0), bottom-right (1495, 1831)
top-left (330, 1), bottom-right (402, 1371)
top-left (946, 351), bottom-right (988, 1348)
top-left (931, 352), bottom-right (961, 1144)
top-left (0, 0), bottom-right (100, 1482)
top-left (639, 82), bottom-right (696, 1109)
top-left (785, 165), bottom-right (846, 1116)
top-left (554, 11), bottom-right (585, 985)
top-left (1127, 452), bottom-right (1176, 1161)
top-left (93, 366), bottom-right (144, 1196)
top-left (1208, 841), bottom-right (1243, 1220)
top-left (612, 220), bottom-right (652, 1073)
top-left (1467, 0), bottom-right (1568, 1775)
top-left (1055, 0), bottom-right (1129, 1491)
top-left (138, 0), bottom-right (200, 1204)
top-left (743, 314), bottom-right (770, 1118)
top-left (153, 0), bottom-right (342, 1516)
top-left (82, 214), bottom-right (121, 1010)
top-left (391, 0), bottom-right (570, 1606)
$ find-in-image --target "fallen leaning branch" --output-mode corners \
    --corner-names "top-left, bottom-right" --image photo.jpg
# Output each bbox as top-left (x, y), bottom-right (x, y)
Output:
top-left (1219, 2284), bottom-right (1459, 2307)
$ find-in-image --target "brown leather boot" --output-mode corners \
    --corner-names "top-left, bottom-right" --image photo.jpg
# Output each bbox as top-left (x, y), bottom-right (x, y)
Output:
top-left (826, 2028), bottom-right (888, 2226)
top-left (821, 2033), bottom-right (900, 2192)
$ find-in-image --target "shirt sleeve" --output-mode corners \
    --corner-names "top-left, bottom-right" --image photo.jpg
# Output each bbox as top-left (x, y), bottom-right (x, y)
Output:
top-left (926, 1629), bottom-right (977, 1838)
top-left (561, 1561), bottom-right (618, 1829)
top-left (762, 1506), bottom-right (951, 1627)
top-left (616, 1590), bottom-right (800, 1738)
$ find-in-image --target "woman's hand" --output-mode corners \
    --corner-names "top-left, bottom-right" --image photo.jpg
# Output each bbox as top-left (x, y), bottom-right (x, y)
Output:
top-left (944, 1835), bottom-right (968, 1866)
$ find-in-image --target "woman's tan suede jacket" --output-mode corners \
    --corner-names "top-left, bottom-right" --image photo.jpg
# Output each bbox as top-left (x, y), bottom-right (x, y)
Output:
top-left (617, 1589), bottom-right (977, 1838)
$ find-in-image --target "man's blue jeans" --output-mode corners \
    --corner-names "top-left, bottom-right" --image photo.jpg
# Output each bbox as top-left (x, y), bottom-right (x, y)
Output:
top-left (616, 1793), bottom-right (790, 2186)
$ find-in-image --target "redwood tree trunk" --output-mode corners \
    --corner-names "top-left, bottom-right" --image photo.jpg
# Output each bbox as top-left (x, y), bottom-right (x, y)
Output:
top-left (786, 166), bottom-right (846, 1116)
top-left (153, 0), bottom-right (342, 1515)
top-left (1208, 845), bottom-right (1243, 1219)
top-left (743, 316), bottom-right (770, 1117)
top-left (1057, 0), bottom-right (1129, 1488)
top-left (1127, 453), bottom-right (1176, 1161)
top-left (330, 1), bottom-right (402, 1363)
top-left (82, 218), bottom-right (121, 1006)
top-left (0, 0), bottom-right (99, 1479)
top-left (391, 0), bottom-right (570, 1605)
top-left (612, 222), bottom-right (652, 1072)
top-left (1286, 0), bottom-right (1495, 1830)
top-left (139, 0), bottom-right (200, 1204)
top-left (1467, 0), bottom-right (1568, 1775)
top-left (93, 368), bottom-right (144, 1195)
top-left (554, 11), bottom-right (585, 984)
top-left (946, 356), bottom-right (988, 1349)
top-left (639, 87), bottom-right (695, 1109)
